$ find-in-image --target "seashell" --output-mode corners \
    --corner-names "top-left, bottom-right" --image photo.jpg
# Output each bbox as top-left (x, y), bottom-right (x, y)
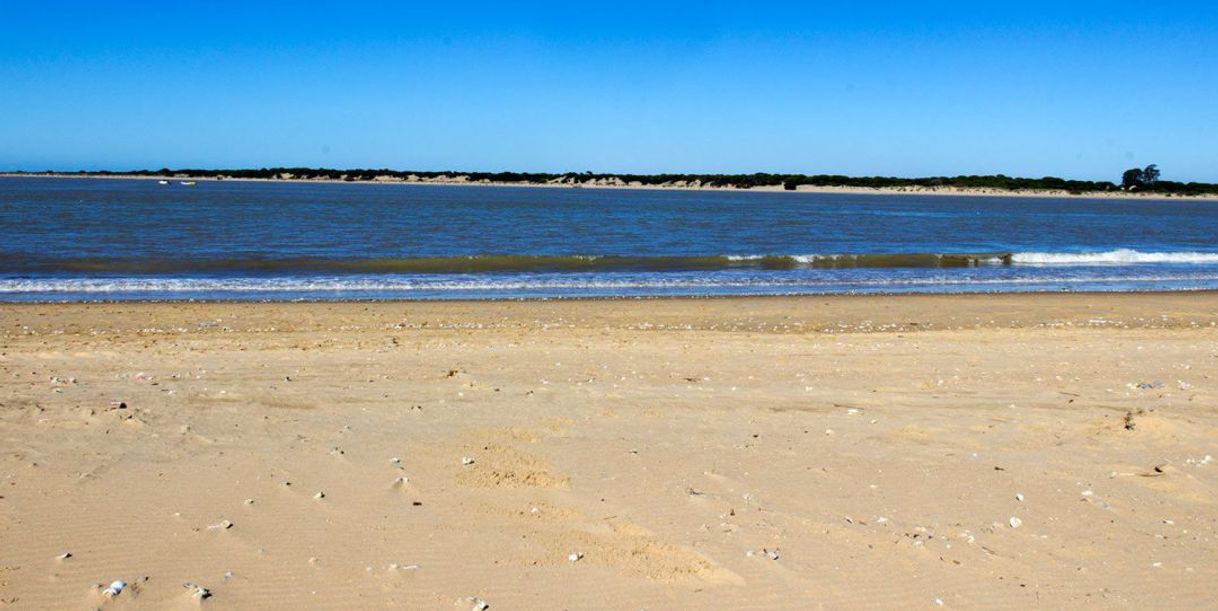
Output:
top-left (103, 580), bottom-right (126, 597)
top-left (1008, 517), bottom-right (1022, 529)
top-left (183, 582), bottom-right (211, 600)
top-left (461, 456), bottom-right (475, 466)
top-left (567, 552), bottom-right (583, 562)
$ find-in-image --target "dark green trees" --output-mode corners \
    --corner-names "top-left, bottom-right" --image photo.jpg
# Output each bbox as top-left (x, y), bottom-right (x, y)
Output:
top-left (1121, 164), bottom-right (1160, 190)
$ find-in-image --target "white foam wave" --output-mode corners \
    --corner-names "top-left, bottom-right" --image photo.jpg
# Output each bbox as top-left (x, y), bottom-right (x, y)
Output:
top-left (1011, 249), bottom-right (1218, 265)
top-left (725, 254), bottom-right (851, 263)
top-left (0, 276), bottom-right (764, 294)
top-left (5, 270), bottom-right (1218, 296)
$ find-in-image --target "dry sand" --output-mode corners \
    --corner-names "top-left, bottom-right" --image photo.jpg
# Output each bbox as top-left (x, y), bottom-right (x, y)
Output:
top-left (1, 294), bottom-right (1217, 609)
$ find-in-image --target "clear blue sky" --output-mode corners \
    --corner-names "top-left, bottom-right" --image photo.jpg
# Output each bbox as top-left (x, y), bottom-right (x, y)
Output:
top-left (2, 1), bottom-right (1216, 181)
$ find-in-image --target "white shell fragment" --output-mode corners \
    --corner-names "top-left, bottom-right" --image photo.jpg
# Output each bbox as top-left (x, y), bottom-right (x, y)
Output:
top-left (183, 582), bottom-right (212, 600)
top-left (208, 519), bottom-right (234, 530)
top-left (568, 552), bottom-right (583, 562)
top-left (461, 456), bottom-right (475, 466)
top-left (103, 580), bottom-right (126, 597)
top-left (1009, 517), bottom-right (1023, 529)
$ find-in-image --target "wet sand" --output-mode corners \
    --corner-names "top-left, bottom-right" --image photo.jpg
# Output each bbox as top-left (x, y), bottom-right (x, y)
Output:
top-left (1, 294), bottom-right (1217, 608)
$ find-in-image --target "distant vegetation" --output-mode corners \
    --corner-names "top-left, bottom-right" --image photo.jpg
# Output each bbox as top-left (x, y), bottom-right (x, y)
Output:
top-left (13, 165), bottom-right (1218, 196)
top-left (1121, 164), bottom-right (1161, 190)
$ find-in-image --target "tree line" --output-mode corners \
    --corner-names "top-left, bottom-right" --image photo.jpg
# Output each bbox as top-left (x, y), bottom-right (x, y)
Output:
top-left (20, 165), bottom-right (1218, 196)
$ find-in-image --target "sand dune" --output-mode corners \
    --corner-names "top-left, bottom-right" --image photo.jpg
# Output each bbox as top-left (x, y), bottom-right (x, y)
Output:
top-left (1, 295), bottom-right (1217, 608)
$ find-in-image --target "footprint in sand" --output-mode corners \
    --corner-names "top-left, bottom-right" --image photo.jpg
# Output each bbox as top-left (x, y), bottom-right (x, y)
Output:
top-left (455, 444), bottom-right (568, 489)
top-left (541, 521), bottom-right (741, 584)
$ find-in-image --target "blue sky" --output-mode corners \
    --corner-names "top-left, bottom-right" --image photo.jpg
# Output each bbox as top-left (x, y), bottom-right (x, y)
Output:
top-left (2, 1), bottom-right (1216, 181)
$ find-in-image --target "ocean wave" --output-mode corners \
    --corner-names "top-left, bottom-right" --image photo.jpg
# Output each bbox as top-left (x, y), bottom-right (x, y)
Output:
top-left (0, 252), bottom-right (1011, 274)
top-left (1010, 249), bottom-right (1218, 265)
top-left (3, 250), bottom-right (1218, 277)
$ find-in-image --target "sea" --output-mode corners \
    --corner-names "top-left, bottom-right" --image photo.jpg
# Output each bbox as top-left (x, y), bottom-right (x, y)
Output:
top-left (3, 176), bottom-right (1218, 301)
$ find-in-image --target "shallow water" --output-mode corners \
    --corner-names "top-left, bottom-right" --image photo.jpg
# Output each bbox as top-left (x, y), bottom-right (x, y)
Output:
top-left (3, 177), bottom-right (1218, 300)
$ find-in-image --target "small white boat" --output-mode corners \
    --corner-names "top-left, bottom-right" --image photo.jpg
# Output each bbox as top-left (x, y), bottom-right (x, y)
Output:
top-left (180, 181), bottom-right (197, 186)
top-left (157, 180), bottom-right (169, 185)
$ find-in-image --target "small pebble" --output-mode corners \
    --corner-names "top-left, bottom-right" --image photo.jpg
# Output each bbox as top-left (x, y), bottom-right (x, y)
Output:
top-left (461, 456), bottom-right (475, 466)
top-left (568, 552), bottom-right (583, 562)
top-left (1009, 517), bottom-right (1022, 529)
top-left (1015, 493), bottom-right (1025, 502)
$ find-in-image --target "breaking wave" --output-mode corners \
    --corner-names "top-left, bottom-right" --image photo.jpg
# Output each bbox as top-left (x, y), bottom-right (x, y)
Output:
top-left (5, 250), bottom-right (1217, 276)
top-left (1009, 249), bottom-right (1218, 265)
top-left (4, 271), bottom-right (1218, 296)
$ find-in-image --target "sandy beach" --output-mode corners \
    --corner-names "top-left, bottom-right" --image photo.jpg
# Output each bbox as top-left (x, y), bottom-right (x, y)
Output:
top-left (2, 294), bottom-right (1217, 609)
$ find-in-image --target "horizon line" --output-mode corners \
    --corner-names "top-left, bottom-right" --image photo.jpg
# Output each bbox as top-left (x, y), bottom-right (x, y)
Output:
top-left (1, 166), bottom-right (1199, 185)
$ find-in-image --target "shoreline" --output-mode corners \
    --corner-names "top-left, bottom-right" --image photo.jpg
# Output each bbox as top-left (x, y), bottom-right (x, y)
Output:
top-left (7, 291), bottom-right (1218, 331)
top-left (4, 286), bottom-right (1218, 306)
top-left (4, 171), bottom-right (1215, 201)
